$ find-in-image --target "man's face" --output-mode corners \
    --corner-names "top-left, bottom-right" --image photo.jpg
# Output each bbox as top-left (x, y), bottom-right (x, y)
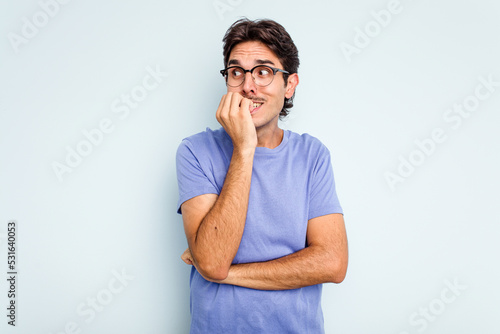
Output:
top-left (226, 41), bottom-right (298, 130)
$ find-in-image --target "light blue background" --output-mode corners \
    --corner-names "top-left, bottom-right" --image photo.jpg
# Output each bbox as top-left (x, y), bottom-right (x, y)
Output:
top-left (1, 0), bottom-right (499, 333)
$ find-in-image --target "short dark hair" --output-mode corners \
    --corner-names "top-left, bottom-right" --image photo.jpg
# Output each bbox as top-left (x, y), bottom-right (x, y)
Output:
top-left (222, 18), bottom-right (300, 118)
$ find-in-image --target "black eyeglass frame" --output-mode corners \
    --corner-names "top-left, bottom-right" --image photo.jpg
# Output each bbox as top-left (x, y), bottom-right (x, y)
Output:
top-left (220, 65), bottom-right (290, 87)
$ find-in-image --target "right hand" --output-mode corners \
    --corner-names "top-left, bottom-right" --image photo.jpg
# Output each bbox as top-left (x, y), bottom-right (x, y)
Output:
top-left (216, 92), bottom-right (257, 151)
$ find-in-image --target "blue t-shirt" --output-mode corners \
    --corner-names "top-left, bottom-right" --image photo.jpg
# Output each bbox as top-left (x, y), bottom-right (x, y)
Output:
top-left (176, 127), bottom-right (343, 334)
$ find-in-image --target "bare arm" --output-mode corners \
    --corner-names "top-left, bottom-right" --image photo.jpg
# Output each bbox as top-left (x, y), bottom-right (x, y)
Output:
top-left (181, 92), bottom-right (256, 281)
top-left (184, 213), bottom-right (348, 290)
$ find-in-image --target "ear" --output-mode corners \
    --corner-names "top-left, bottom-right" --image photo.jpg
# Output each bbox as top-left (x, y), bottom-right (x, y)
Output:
top-left (285, 73), bottom-right (299, 99)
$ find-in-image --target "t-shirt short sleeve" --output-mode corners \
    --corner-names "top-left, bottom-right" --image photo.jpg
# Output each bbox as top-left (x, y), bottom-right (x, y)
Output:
top-left (308, 145), bottom-right (343, 219)
top-left (176, 139), bottom-right (219, 214)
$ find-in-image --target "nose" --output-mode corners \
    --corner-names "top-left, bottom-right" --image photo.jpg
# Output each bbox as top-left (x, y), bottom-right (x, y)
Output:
top-left (241, 71), bottom-right (257, 95)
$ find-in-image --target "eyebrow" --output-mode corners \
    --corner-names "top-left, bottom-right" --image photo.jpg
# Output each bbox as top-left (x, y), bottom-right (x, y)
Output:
top-left (227, 59), bottom-right (276, 67)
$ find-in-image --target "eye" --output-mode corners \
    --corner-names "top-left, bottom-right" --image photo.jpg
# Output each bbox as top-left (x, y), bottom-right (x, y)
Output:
top-left (256, 66), bottom-right (272, 78)
top-left (229, 68), bottom-right (244, 78)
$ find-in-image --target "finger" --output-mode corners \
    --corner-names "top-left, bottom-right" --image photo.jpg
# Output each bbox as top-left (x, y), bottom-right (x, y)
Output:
top-left (229, 92), bottom-right (243, 116)
top-left (181, 252), bottom-right (193, 265)
top-left (240, 98), bottom-right (252, 114)
top-left (216, 94), bottom-right (227, 124)
top-left (219, 92), bottom-right (234, 123)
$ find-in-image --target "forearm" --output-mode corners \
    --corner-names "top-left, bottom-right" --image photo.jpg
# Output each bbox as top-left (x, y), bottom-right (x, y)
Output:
top-left (190, 148), bottom-right (255, 279)
top-left (221, 244), bottom-right (347, 290)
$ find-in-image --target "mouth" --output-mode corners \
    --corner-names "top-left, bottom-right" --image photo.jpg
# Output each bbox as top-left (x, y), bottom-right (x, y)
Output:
top-left (249, 101), bottom-right (264, 114)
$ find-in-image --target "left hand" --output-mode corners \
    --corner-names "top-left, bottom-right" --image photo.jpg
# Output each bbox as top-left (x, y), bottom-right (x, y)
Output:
top-left (181, 248), bottom-right (194, 265)
top-left (181, 248), bottom-right (226, 284)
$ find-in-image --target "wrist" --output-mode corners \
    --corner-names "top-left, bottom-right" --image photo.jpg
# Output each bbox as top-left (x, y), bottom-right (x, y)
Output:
top-left (232, 145), bottom-right (256, 159)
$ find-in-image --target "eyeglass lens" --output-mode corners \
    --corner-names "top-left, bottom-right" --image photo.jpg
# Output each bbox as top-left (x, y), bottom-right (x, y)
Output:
top-left (226, 66), bottom-right (275, 87)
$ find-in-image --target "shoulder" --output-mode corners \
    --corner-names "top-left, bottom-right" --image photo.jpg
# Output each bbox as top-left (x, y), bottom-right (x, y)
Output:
top-left (177, 127), bottom-right (231, 156)
top-left (179, 127), bottom-right (228, 148)
top-left (176, 127), bottom-right (233, 172)
top-left (287, 131), bottom-right (330, 157)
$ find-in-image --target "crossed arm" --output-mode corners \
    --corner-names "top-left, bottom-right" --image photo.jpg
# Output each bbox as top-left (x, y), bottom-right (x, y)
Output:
top-left (181, 150), bottom-right (348, 290)
top-left (181, 208), bottom-right (348, 290)
top-left (180, 92), bottom-right (348, 290)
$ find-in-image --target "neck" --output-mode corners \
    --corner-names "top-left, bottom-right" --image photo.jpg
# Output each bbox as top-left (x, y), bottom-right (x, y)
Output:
top-left (256, 126), bottom-right (284, 149)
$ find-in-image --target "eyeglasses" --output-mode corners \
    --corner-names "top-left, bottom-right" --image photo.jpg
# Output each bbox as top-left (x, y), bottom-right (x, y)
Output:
top-left (220, 65), bottom-right (289, 87)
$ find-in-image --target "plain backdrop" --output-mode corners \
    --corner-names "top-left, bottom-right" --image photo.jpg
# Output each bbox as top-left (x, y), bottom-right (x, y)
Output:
top-left (1, 0), bottom-right (499, 333)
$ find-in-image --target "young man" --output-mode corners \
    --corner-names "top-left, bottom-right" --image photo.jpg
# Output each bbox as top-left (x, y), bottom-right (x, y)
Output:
top-left (176, 18), bottom-right (348, 333)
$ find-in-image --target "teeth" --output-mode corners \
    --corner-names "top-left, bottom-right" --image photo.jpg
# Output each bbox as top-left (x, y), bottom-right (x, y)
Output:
top-left (253, 103), bottom-right (262, 108)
